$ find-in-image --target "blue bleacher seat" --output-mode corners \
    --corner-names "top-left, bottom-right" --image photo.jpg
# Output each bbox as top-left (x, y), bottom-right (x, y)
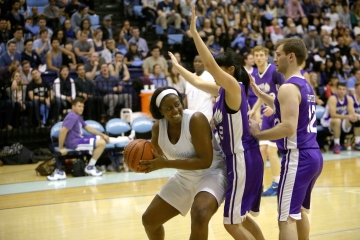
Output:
top-left (134, 6), bottom-right (145, 18)
top-left (89, 15), bottom-right (100, 29)
top-left (131, 117), bottom-right (153, 134)
top-left (27, 0), bottom-right (48, 7)
top-left (168, 34), bottom-right (183, 45)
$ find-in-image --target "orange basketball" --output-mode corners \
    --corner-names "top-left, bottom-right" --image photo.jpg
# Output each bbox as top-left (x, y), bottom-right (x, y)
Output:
top-left (124, 139), bottom-right (157, 172)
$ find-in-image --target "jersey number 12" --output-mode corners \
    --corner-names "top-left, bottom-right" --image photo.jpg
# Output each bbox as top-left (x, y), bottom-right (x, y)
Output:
top-left (307, 105), bottom-right (317, 133)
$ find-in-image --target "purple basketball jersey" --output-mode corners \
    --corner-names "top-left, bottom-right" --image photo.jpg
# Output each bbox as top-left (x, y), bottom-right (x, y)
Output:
top-left (213, 83), bottom-right (258, 154)
top-left (273, 76), bottom-right (319, 150)
top-left (300, 69), bottom-right (306, 76)
top-left (321, 94), bottom-right (348, 122)
top-left (252, 64), bottom-right (285, 99)
top-left (351, 94), bottom-right (360, 114)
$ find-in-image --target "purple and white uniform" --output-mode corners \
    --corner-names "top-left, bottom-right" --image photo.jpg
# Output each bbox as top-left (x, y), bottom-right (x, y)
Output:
top-left (253, 64), bottom-right (285, 147)
top-left (351, 94), bottom-right (360, 114)
top-left (273, 76), bottom-right (323, 221)
top-left (247, 67), bottom-right (258, 108)
top-left (213, 82), bottom-right (263, 224)
top-left (63, 111), bottom-right (97, 151)
top-left (320, 94), bottom-right (352, 133)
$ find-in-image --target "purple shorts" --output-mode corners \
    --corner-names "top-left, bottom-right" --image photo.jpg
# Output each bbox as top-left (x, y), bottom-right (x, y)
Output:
top-left (278, 149), bottom-right (323, 221)
top-left (74, 136), bottom-right (97, 151)
top-left (223, 148), bottom-right (264, 224)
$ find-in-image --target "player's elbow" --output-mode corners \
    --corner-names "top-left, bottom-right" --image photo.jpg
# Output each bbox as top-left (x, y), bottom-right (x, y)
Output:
top-left (284, 122), bottom-right (297, 136)
top-left (199, 157), bottom-right (212, 169)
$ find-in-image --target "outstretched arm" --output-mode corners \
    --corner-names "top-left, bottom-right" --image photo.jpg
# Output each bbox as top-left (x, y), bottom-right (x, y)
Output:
top-left (168, 52), bottom-right (219, 96)
top-left (189, 5), bottom-right (241, 111)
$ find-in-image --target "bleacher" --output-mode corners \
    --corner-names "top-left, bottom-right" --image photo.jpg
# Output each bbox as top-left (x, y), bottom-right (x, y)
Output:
top-left (0, 0), bottom-right (359, 155)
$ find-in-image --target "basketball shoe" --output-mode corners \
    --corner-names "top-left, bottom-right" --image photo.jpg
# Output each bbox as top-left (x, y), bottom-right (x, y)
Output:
top-left (354, 143), bottom-right (360, 151)
top-left (262, 182), bottom-right (278, 197)
top-left (333, 144), bottom-right (341, 154)
top-left (85, 165), bottom-right (103, 176)
top-left (47, 169), bottom-right (67, 181)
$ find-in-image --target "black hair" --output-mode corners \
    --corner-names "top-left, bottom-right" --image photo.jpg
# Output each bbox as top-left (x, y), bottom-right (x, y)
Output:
top-left (150, 86), bottom-right (184, 120)
top-left (337, 82), bottom-right (346, 88)
top-left (72, 97), bottom-right (85, 105)
top-left (51, 37), bottom-right (60, 44)
top-left (214, 48), bottom-right (250, 95)
top-left (150, 45), bottom-right (160, 52)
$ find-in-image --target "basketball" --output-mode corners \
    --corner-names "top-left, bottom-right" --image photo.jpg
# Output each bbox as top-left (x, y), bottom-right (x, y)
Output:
top-left (124, 139), bottom-right (157, 172)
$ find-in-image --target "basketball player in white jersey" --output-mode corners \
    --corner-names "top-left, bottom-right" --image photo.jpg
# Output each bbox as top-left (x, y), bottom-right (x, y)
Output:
top-left (185, 55), bottom-right (214, 122)
top-left (140, 86), bottom-right (227, 240)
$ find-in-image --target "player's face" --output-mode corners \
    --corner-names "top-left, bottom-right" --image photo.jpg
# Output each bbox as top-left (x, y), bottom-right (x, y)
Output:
top-left (193, 56), bottom-right (204, 73)
top-left (253, 51), bottom-right (268, 67)
top-left (73, 102), bottom-right (84, 115)
top-left (337, 86), bottom-right (346, 98)
top-left (246, 54), bottom-right (254, 66)
top-left (274, 45), bottom-right (288, 74)
top-left (159, 94), bottom-right (183, 123)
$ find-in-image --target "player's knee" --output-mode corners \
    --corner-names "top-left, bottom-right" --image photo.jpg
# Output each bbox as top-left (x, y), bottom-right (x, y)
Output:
top-left (190, 205), bottom-right (211, 225)
top-left (330, 118), bottom-right (341, 125)
top-left (142, 211), bottom-right (155, 229)
top-left (96, 138), bottom-right (106, 148)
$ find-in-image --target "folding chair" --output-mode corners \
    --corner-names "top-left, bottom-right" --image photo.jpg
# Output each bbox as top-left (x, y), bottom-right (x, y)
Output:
top-left (84, 120), bottom-right (115, 149)
top-left (105, 118), bottom-right (132, 149)
top-left (51, 122), bottom-right (77, 154)
top-left (131, 117), bottom-right (153, 140)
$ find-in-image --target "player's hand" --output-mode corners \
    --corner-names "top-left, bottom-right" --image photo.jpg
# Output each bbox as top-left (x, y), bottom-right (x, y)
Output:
top-left (249, 119), bottom-right (261, 139)
top-left (168, 51), bottom-right (179, 67)
top-left (59, 148), bottom-right (68, 156)
top-left (263, 106), bottom-right (273, 117)
top-left (190, 5), bottom-right (197, 33)
top-left (138, 150), bottom-right (166, 173)
top-left (249, 74), bottom-right (262, 97)
top-left (101, 134), bottom-right (110, 143)
top-left (349, 114), bottom-right (358, 123)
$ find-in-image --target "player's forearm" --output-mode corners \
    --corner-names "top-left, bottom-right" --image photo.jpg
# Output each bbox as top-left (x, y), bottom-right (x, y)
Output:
top-left (58, 133), bottom-right (67, 149)
top-left (254, 122), bottom-right (296, 141)
top-left (251, 99), bottom-right (263, 112)
top-left (257, 91), bottom-right (275, 110)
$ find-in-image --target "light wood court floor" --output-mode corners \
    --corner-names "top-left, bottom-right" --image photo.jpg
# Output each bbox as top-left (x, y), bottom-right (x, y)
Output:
top-left (0, 158), bottom-right (360, 240)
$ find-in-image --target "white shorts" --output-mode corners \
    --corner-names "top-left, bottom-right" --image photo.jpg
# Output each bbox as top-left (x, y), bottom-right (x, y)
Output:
top-left (259, 140), bottom-right (277, 148)
top-left (158, 162), bottom-right (227, 216)
top-left (320, 118), bottom-right (352, 134)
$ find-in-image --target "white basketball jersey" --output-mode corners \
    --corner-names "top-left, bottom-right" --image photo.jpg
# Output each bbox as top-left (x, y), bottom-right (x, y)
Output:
top-left (185, 71), bottom-right (214, 122)
top-left (158, 109), bottom-right (223, 176)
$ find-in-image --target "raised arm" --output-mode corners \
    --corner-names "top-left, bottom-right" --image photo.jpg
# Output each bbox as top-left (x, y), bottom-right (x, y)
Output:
top-left (169, 52), bottom-right (219, 96)
top-left (189, 5), bottom-right (241, 110)
top-left (249, 75), bottom-right (275, 109)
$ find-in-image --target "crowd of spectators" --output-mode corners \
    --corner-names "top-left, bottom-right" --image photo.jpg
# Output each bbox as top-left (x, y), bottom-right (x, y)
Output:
top-left (1, 0), bottom-right (360, 152)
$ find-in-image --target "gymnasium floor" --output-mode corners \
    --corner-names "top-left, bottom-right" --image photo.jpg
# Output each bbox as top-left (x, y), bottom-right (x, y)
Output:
top-left (0, 151), bottom-right (359, 240)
